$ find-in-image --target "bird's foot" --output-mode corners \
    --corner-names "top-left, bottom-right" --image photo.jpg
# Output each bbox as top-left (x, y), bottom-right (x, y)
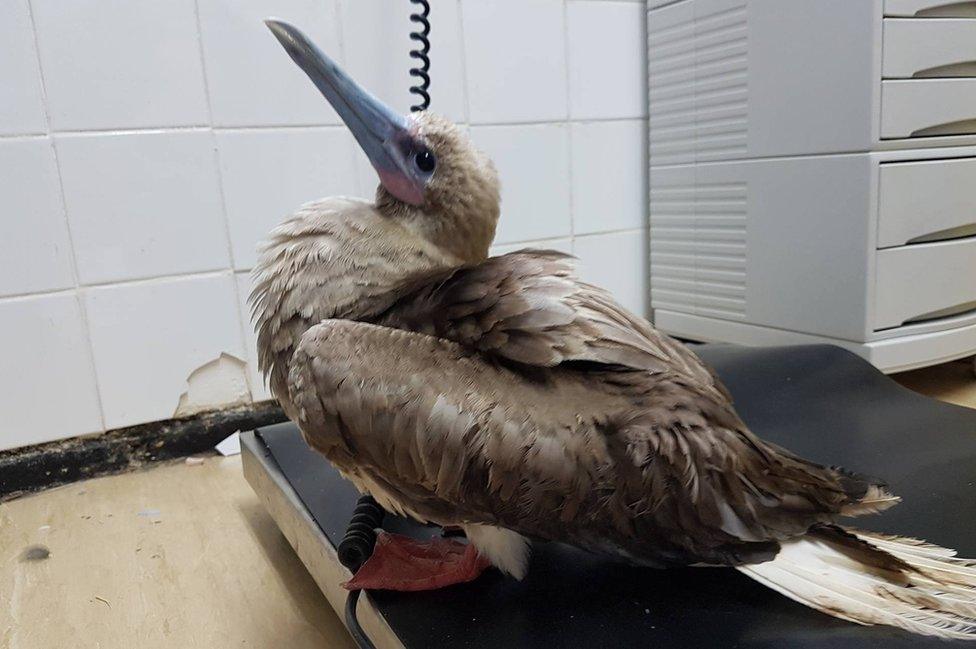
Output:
top-left (342, 531), bottom-right (490, 591)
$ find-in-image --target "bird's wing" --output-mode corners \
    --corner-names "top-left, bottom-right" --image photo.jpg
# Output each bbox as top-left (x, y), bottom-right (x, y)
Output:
top-left (288, 319), bottom-right (888, 566)
top-left (370, 250), bottom-right (729, 398)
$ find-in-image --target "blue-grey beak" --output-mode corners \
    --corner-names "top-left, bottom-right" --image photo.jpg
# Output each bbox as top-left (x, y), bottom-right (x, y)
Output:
top-left (265, 19), bottom-right (426, 205)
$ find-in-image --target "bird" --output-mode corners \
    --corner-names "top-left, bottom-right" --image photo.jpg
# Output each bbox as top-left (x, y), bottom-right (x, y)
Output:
top-left (252, 19), bottom-right (976, 639)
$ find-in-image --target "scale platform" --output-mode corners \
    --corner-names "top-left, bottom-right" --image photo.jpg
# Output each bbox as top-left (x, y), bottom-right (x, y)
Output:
top-left (242, 344), bottom-right (976, 648)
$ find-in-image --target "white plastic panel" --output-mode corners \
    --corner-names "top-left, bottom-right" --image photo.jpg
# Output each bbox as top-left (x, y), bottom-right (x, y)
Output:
top-left (648, 0), bottom-right (877, 161)
top-left (651, 154), bottom-right (875, 341)
top-left (881, 79), bottom-right (976, 138)
top-left (884, 0), bottom-right (976, 17)
top-left (882, 19), bottom-right (976, 78)
top-left (878, 157), bottom-right (976, 248)
top-left (875, 238), bottom-right (976, 329)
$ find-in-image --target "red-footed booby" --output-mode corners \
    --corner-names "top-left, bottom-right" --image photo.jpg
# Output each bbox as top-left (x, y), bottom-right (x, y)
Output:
top-left (252, 20), bottom-right (976, 639)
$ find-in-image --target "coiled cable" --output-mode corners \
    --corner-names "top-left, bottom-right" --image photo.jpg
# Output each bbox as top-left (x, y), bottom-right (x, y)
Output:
top-left (339, 495), bottom-right (384, 649)
top-left (409, 0), bottom-right (431, 112)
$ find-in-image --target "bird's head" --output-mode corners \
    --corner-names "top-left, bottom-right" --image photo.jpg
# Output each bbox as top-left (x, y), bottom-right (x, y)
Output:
top-left (265, 19), bottom-right (500, 263)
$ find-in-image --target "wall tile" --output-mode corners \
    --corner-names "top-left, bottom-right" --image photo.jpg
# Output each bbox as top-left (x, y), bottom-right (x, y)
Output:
top-left (462, 0), bottom-right (567, 124)
top-left (567, 1), bottom-right (647, 119)
top-left (339, 0), bottom-right (466, 122)
top-left (0, 294), bottom-right (102, 449)
top-left (574, 229), bottom-right (649, 316)
top-left (235, 271), bottom-right (273, 402)
top-left (216, 127), bottom-right (358, 270)
top-left (31, 0), bottom-right (208, 130)
top-left (0, 138), bottom-right (74, 296)
top-left (0, 0), bottom-right (654, 450)
top-left (0, 0), bottom-right (46, 135)
top-left (56, 131), bottom-right (230, 284)
top-left (571, 119), bottom-right (647, 234)
top-left (85, 273), bottom-right (246, 429)
top-left (198, 0), bottom-right (343, 127)
top-left (471, 123), bottom-right (571, 244)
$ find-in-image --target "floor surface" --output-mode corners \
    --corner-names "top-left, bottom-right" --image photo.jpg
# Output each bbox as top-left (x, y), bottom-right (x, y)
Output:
top-left (1, 356), bottom-right (973, 649)
top-left (0, 455), bottom-right (355, 649)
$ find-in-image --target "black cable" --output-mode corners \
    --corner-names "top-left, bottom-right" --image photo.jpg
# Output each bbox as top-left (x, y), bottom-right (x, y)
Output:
top-left (338, 495), bottom-right (385, 571)
top-left (338, 495), bottom-right (385, 649)
top-left (409, 0), bottom-right (431, 112)
top-left (344, 589), bottom-right (376, 649)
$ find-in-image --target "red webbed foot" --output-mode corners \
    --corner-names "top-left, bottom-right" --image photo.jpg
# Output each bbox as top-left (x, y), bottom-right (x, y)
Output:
top-left (342, 531), bottom-right (490, 591)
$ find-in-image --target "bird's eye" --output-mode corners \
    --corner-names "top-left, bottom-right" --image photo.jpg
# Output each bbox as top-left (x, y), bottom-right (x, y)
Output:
top-left (414, 150), bottom-right (436, 173)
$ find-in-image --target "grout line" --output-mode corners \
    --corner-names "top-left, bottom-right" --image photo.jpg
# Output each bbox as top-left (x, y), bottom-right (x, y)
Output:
top-left (332, 0), bottom-right (364, 197)
top-left (0, 287), bottom-right (76, 303)
top-left (0, 270), bottom-right (238, 304)
top-left (191, 0), bottom-right (236, 270)
top-left (81, 269), bottom-right (233, 291)
top-left (23, 0), bottom-right (107, 432)
top-left (0, 117), bottom-right (650, 140)
top-left (561, 0), bottom-right (576, 253)
top-left (470, 115), bottom-right (645, 129)
top-left (493, 234), bottom-right (574, 247)
top-left (43, 125), bottom-right (211, 138)
top-left (455, 0), bottom-right (472, 125)
top-left (572, 226), bottom-right (648, 240)
top-left (0, 132), bottom-right (47, 141)
top-left (214, 124), bottom-right (347, 134)
top-left (493, 226), bottom-right (646, 250)
top-left (191, 0), bottom-right (256, 400)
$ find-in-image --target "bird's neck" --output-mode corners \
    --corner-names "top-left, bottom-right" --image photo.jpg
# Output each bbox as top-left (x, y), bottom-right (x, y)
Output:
top-left (250, 197), bottom-right (463, 413)
top-left (375, 187), bottom-right (497, 265)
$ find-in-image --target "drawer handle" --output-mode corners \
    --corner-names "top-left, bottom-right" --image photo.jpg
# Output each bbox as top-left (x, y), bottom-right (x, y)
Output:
top-left (906, 1), bottom-right (976, 17)
top-left (911, 117), bottom-right (976, 137)
top-left (911, 61), bottom-right (976, 79)
top-left (905, 224), bottom-right (976, 245)
top-left (902, 300), bottom-right (976, 326)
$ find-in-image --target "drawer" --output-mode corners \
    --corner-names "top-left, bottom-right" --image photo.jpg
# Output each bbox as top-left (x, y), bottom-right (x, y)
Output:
top-left (881, 79), bottom-right (976, 138)
top-left (874, 237), bottom-right (976, 329)
top-left (883, 19), bottom-right (976, 78)
top-left (885, 0), bottom-right (976, 17)
top-left (878, 157), bottom-right (976, 248)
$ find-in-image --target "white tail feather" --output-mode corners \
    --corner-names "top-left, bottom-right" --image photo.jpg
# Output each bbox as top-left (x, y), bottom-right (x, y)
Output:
top-left (840, 485), bottom-right (901, 516)
top-left (738, 529), bottom-right (976, 640)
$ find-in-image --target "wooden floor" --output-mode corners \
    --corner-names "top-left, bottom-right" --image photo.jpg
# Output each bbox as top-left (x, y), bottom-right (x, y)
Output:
top-left (1, 356), bottom-right (973, 649)
top-left (0, 455), bottom-right (355, 649)
top-left (893, 356), bottom-right (976, 409)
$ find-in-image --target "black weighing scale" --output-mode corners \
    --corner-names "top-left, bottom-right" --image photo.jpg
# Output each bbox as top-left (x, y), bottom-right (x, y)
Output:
top-left (242, 344), bottom-right (976, 648)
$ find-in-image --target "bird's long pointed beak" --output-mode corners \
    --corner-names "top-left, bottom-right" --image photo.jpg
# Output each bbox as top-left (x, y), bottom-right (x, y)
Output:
top-left (264, 19), bottom-right (425, 205)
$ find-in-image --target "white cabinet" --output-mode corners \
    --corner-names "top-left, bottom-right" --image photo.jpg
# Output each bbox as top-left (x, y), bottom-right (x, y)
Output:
top-left (648, 0), bottom-right (976, 371)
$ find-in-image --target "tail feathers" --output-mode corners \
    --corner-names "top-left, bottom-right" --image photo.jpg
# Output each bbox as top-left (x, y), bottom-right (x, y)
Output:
top-left (737, 526), bottom-right (976, 640)
top-left (840, 484), bottom-right (902, 516)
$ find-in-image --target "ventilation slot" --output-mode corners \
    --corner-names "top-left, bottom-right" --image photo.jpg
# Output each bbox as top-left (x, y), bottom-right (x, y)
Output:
top-left (649, 2), bottom-right (749, 166)
top-left (650, 181), bottom-right (747, 320)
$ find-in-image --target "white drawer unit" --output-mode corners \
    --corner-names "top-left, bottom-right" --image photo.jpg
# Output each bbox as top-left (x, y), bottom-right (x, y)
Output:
top-left (648, 0), bottom-right (976, 372)
top-left (647, 0), bottom-right (976, 165)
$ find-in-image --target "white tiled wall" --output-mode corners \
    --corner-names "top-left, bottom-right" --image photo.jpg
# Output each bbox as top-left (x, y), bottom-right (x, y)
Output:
top-left (0, 0), bottom-right (647, 450)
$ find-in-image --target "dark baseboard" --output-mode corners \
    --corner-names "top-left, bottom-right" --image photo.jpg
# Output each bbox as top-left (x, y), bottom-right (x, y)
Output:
top-left (0, 402), bottom-right (287, 502)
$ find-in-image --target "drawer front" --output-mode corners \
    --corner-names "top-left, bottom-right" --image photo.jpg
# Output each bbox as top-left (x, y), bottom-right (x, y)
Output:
top-left (881, 79), bottom-right (976, 138)
top-left (883, 19), bottom-right (976, 78)
top-left (875, 238), bottom-right (976, 329)
top-left (878, 157), bottom-right (976, 248)
top-left (885, 0), bottom-right (976, 17)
